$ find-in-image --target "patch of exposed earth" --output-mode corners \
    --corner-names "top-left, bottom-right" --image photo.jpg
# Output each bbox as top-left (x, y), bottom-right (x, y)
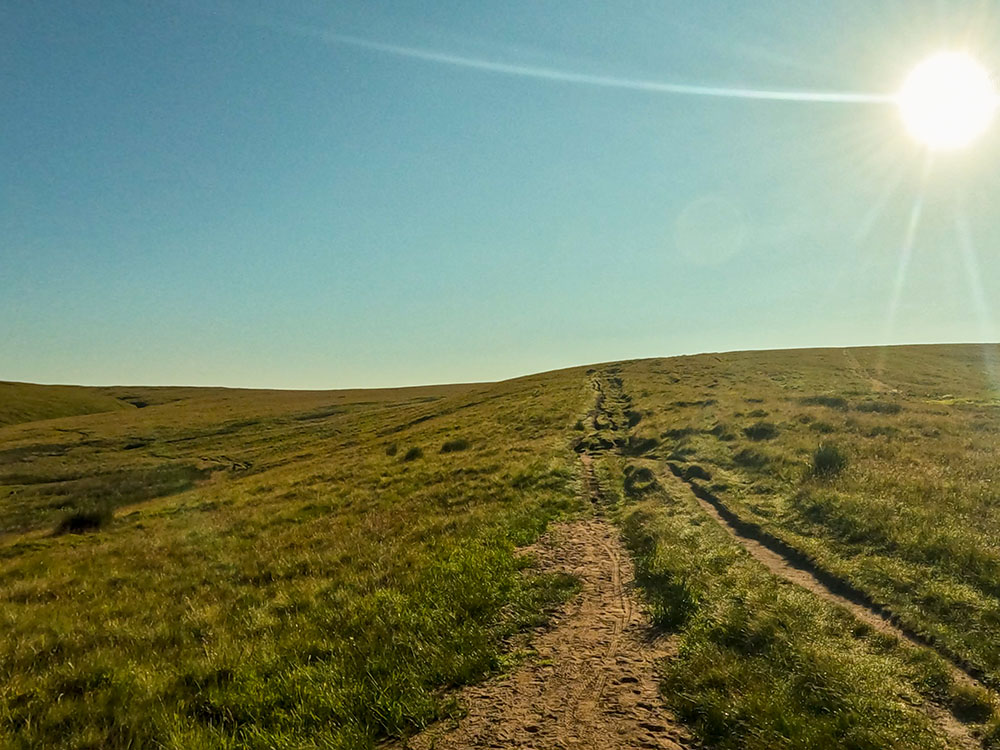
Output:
top-left (402, 479), bottom-right (693, 749)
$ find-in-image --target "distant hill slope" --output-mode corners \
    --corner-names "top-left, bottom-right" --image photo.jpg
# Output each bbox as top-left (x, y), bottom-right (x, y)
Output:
top-left (0, 381), bottom-right (132, 426)
top-left (4, 343), bottom-right (1000, 749)
top-left (0, 380), bottom-right (480, 429)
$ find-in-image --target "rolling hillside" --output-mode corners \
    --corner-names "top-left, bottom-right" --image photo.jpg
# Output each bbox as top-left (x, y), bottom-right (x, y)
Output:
top-left (0, 382), bottom-right (133, 427)
top-left (4, 344), bottom-right (1000, 749)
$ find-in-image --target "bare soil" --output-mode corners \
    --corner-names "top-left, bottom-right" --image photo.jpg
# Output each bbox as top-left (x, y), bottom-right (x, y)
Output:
top-left (402, 462), bottom-right (694, 749)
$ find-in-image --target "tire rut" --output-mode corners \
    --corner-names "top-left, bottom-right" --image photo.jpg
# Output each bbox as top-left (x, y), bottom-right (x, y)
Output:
top-left (652, 459), bottom-right (986, 750)
top-left (584, 368), bottom-right (987, 747)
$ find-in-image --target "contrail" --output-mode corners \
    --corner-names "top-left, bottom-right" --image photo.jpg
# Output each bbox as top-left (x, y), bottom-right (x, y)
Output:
top-left (287, 25), bottom-right (896, 105)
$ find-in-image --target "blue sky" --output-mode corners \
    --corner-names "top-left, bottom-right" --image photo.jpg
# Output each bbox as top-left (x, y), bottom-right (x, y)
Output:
top-left (4, 1), bottom-right (1000, 388)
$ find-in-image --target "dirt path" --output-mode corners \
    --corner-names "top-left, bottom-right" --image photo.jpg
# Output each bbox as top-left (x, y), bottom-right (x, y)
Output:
top-left (844, 348), bottom-right (898, 394)
top-left (656, 463), bottom-right (983, 750)
top-left (402, 459), bottom-right (694, 750)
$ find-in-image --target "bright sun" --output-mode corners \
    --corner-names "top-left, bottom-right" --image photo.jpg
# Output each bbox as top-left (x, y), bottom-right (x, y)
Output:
top-left (898, 52), bottom-right (998, 150)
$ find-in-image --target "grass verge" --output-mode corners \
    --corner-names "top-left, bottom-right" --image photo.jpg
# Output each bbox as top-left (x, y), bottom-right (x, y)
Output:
top-left (601, 452), bottom-right (994, 749)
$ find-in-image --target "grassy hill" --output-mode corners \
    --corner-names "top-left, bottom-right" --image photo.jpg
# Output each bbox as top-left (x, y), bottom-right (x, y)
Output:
top-left (4, 344), bottom-right (1000, 748)
top-left (0, 382), bottom-right (133, 427)
top-left (0, 373), bottom-right (585, 748)
top-left (613, 345), bottom-right (1000, 685)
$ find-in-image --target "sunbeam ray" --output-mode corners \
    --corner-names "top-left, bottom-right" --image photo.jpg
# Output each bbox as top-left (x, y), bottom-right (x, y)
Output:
top-left (955, 201), bottom-right (1000, 392)
top-left (878, 154), bottom-right (933, 374)
top-left (854, 162), bottom-right (909, 246)
top-left (817, 160), bottom-right (908, 310)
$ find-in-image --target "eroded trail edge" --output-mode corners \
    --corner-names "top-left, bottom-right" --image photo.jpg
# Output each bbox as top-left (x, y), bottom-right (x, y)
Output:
top-left (663, 461), bottom-right (987, 688)
top-left (402, 456), bottom-right (693, 750)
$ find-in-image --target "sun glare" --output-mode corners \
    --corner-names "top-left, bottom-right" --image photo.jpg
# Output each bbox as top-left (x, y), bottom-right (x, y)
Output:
top-left (898, 52), bottom-right (998, 150)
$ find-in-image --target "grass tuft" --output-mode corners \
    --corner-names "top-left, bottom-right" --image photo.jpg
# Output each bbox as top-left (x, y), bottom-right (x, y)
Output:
top-left (743, 421), bottom-right (779, 441)
top-left (623, 465), bottom-right (658, 497)
top-left (812, 443), bottom-right (848, 478)
top-left (947, 682), bottom-right (995, 724)
top-left (440, 438), bottom-right (470, 453)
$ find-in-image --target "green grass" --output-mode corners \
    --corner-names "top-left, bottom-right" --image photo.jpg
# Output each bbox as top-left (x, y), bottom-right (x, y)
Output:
top-left (812, 442), bottom-right (848, 477)
top-left (583, 362), bottom-right (1000, 748)
top-left (613, 344), bottom-right (1000, 690)
top-left (611, 463), bottom-right (963, 749)
top-left (6, 344), bottom-right (1000, 748)
top-left (0, 372), bottom-right (589, 748)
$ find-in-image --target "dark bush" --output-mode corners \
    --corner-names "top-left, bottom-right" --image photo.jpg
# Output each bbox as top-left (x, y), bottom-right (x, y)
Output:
top-left (384, 443), bottom-right (398, 457)
top-left (855, 401), bottom-right (902, 414)
top-left (801, 395), bottom-right (849, 410)
top-left (572, 419), bottom-right (586, 431)
top-left (744, 422), bottom-right (779, 441)
top-left (55, 506), bottom-right (112, 535)
top-left (812, 443), bottom-right (847, 478)
top-left (402, 447), bottom-right (423, 462)
top-left (440, 438), bottom-right (470, 453)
